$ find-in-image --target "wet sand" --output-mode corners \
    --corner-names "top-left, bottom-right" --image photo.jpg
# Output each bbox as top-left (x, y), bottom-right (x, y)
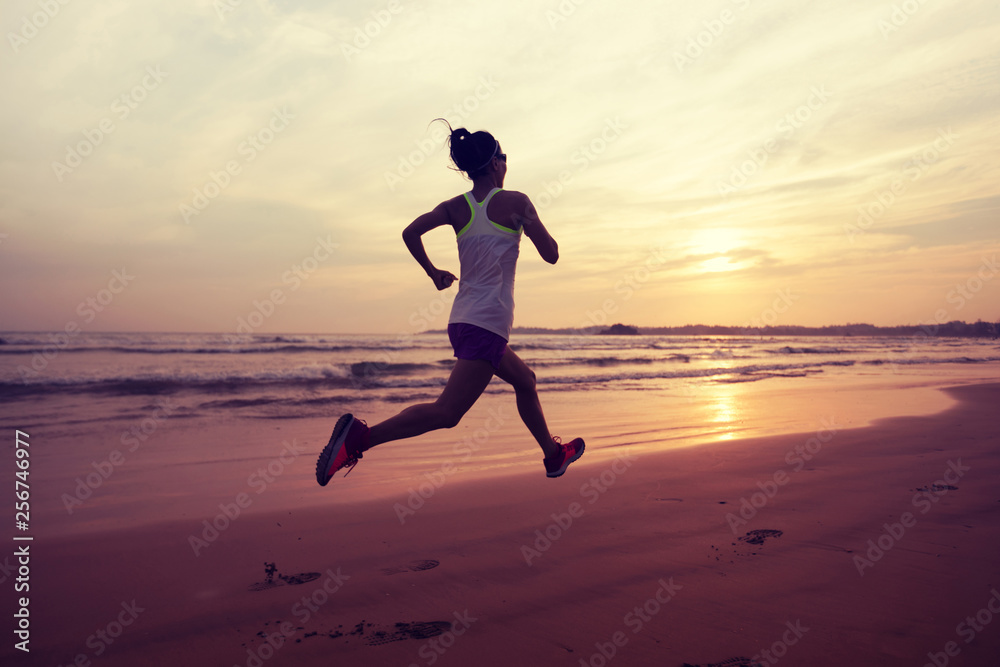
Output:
top-left (4, 383), bottom-right (1000, 666)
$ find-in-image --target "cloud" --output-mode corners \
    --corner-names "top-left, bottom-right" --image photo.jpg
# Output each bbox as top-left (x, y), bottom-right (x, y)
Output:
top-left (1, 0), bottom-right (999, 331)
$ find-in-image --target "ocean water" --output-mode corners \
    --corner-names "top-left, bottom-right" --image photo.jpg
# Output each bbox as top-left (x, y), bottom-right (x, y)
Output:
top-left (1, 330), bottom-right (998, 430)
top-left (3, 330), bottom-right (998, 536)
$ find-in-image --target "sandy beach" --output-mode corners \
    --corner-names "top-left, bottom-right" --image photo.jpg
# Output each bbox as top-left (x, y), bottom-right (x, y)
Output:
top-left (3, 379), bottom-right (998, 667)
top-left (5, 0), bottom-right (1000, 663)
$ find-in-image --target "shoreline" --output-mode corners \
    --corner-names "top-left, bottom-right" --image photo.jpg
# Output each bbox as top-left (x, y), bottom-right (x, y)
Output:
top-left (8, 382), bottom-right (1000, 666)
top-left (21, 368), bottom-right (992, 539)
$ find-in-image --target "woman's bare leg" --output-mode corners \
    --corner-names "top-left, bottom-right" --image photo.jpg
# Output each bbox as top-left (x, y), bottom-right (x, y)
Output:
top-left (367, 358), bottom-right (495, 448)
top-left (494, 348), bottom-right (560, 458)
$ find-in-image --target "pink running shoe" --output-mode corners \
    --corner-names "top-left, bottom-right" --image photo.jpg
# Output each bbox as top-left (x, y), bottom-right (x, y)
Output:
top-left (316, 414), bottom-right (370, 486)
top-left (544, 437), bottom-right (585, 478)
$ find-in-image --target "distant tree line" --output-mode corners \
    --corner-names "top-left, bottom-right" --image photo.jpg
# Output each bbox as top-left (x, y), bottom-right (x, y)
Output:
top-left (508, 320), bottom-right (999, 338)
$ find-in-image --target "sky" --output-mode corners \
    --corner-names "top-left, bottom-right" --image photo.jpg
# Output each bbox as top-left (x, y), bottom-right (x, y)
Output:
top-left (1, 0), bottom-right (998, 335)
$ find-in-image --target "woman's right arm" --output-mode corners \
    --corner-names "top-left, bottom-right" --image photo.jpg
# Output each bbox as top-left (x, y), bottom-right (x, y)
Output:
top-left (402, 202), bottom-right (458, 290)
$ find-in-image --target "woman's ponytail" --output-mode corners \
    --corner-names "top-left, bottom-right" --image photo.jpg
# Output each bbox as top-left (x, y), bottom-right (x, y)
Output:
top-left (431, 118), bottom-right (498, 178)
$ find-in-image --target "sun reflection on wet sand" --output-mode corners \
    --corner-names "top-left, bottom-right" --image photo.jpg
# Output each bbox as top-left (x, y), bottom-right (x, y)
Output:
top-left (704, 381), bottom-right (748, 441)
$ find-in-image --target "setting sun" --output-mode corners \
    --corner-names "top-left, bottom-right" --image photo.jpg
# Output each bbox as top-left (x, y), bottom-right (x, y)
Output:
top-left (2, 2), bottom-right (999, 665)
top-left (689, 228), bottom-right (745, 273)
top-left (699, 256), bottom-right (739, 273)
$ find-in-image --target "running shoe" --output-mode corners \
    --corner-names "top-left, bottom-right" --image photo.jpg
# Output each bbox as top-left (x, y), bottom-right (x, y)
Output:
top-left (544, 437), bottom-right (585, 478)
top-left (316, 414), bottom-right (370, 486)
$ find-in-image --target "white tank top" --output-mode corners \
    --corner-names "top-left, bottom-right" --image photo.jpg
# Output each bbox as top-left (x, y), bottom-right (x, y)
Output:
top-left (448, 188), bottom-right (522, 340)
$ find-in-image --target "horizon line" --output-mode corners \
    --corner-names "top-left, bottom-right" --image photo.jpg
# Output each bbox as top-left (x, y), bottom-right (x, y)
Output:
top-left (1, 319), bottom-right (998, 337)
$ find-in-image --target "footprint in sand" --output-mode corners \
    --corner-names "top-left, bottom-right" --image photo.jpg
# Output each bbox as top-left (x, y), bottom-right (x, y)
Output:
top-left (738, 529), bottom-right (783, 546)
top-left (381, 559), bottom-right (440, 575)
top-left (247, 562), bottom-right (321, 592)
top-left (732, 529), bottom-right (784, 557)
top-left (282, 620), bottom-right (454, 647)
top-left (915, 483), bottom-right (958, 492)
top-left (710, 530), bottom-right (784, 563)
top-left (365, 621), bottom-right (453, 646)
top-left (683, 658), bottom-right (761, 667)
top-left (244, 559), bottom-right (447, 649)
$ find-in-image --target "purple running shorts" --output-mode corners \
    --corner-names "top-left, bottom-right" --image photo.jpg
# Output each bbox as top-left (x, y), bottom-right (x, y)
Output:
top-left (447, 323), bottom-right (508, 371)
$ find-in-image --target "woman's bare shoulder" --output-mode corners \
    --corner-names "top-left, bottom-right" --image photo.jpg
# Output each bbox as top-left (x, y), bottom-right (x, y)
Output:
top-left (497, 189), bottom-right (529, 203)
top-left (494, 190), bottom-right (536, 222)
top-left (439, 193), bottom-right (473, 229)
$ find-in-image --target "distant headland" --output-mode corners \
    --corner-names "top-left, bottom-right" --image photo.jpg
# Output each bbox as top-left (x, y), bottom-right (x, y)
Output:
top-left (508, 320), bottom-right (1000, 338)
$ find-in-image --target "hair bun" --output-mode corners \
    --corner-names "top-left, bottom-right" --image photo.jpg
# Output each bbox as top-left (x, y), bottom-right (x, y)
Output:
top-left (437, 123), bottom-right (497, 178)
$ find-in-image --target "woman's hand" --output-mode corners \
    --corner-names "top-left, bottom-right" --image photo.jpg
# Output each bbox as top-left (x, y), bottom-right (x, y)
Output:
top-left (429, 268), bottom-right (457, 291)
top-left (403, 202), bottom-right (458, 290)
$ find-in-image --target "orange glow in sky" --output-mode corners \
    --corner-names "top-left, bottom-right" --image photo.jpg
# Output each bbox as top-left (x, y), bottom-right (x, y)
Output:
top-left (1, 0), bottom-right (998, 334)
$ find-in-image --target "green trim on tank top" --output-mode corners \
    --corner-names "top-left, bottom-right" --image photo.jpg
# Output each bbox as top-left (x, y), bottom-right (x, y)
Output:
top-left (490, 220), bottom-right (522, 235)
top-left (456, 189), bottom-right (520, 238)
top-left (457, 194), bottom-right (476, 238)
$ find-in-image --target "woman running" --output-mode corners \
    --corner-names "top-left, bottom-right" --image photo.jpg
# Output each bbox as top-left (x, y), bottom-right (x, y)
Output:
top-left (316, 122), bottom-right (585, 486)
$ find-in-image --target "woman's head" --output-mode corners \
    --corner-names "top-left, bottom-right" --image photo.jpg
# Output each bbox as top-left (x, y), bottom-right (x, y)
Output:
top-left (433, 119), bottom-right (505, 180)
